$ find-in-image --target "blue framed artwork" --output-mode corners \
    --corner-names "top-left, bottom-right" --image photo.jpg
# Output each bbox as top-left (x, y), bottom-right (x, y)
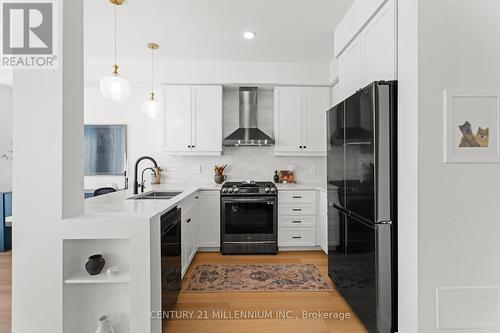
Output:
top-left (84, 125), bottom-right (127, 175)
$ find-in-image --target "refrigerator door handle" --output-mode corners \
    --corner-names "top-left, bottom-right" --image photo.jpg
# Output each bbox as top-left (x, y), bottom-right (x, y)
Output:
top-left (329, 201), bottom-right (351, 215)
top-left (375, 220), bottom-right (393, 225)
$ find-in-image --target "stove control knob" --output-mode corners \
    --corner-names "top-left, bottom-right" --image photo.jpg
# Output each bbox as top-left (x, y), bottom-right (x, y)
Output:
top-left (228, 188), bottom-right (234, 193)
top-left (222, 188), bottom-right (228, 193)
top-left (265, 187), bottom-right (271, 193)
top-left (234, 188), bottom-right (239, 193)
top-left (270, 187), bottom-right (276, 193)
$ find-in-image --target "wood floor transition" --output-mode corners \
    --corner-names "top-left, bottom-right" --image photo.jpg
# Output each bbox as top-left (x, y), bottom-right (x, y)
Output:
top-left (0, 251), bottom-right (368, 333)
top-left (0, 251), bottom-right (11, 333)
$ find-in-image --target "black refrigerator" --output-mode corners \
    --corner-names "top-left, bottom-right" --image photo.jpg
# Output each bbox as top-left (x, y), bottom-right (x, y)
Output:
top-left (327, 81), bottom-right (397, 333)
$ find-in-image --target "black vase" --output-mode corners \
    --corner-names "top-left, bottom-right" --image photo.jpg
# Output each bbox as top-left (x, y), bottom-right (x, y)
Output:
top-left (85, 254), bottom-right (105, 275)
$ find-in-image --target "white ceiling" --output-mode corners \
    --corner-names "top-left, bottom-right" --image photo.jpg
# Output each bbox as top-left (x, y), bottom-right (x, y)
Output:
top-left (84, 0), bottom-right (353, 63)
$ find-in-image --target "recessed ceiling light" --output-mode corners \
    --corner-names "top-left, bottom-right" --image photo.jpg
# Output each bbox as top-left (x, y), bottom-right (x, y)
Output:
top-left (243, 31), bottom-right (256, 40)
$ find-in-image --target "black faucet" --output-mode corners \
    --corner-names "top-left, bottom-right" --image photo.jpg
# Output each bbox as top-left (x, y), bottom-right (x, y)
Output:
top-left (134, 156), bottom-right (159, 194)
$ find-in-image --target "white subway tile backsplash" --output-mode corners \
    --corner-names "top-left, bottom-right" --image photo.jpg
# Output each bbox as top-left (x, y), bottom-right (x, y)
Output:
top-left (154, 146), bottom-right (326, 184)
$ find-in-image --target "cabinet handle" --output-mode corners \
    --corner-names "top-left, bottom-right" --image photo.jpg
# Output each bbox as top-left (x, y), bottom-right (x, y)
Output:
top-left (188, 145), bottom-right (191, 148)
top-left (303, 146), bottom-right (307, 149)
top-left (186, 218), bottom-right (191, 223)
top-left (292, 220), bottom-right (302, 223)
top-left (292, 208), bottom-right (302, 212)
top-left (292, 196), bottom-right (302, 199)
top-left (192, 145), bottom-right (195, 148)
top-left (299, 146), bottom-right (303, 149)
top-left (292, 236), bottom-right (302, 239)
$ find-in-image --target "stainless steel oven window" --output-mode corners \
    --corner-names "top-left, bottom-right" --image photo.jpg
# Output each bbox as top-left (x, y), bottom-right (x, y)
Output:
top-left (222, 197), bottom-right (276, 235)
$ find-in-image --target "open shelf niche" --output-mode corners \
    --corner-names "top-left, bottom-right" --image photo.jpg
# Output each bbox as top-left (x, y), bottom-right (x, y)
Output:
top-left (63, 239), bottom-right (131, 333)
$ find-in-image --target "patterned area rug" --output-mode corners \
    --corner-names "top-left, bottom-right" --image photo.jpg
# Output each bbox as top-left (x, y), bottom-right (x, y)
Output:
top-left (185, 264), bottom-right (333, 292)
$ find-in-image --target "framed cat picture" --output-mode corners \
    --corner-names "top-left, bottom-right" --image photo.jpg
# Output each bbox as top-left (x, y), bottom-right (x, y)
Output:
top-left (444, 90), bottom-right (500, 163)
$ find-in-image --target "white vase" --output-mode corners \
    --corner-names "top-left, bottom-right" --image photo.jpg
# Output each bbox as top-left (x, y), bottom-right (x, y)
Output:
top-left (95, 314), bottom-right (114, 333)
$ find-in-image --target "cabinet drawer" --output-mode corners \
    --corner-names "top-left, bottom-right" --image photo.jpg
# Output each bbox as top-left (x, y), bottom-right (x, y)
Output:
top-left (278, 215), bottom-right (316, 228)
top-left (278, 228), bottom-right (316, 246)
top-left (279, 191), bottom-right (316, 204)
top-left (278, 203), bottom-right (316, 216)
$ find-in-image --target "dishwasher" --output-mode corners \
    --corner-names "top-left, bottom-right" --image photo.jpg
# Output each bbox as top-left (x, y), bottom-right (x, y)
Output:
top-left (160, 207), bottom-right (182, 313)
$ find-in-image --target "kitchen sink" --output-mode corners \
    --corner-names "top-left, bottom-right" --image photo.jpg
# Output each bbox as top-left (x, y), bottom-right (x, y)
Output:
top-left (128, 191), bottom-right (183, 200)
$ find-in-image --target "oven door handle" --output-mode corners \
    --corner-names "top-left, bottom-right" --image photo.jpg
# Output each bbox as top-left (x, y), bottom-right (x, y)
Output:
top-left (222, 198), bottom-right (276, 204)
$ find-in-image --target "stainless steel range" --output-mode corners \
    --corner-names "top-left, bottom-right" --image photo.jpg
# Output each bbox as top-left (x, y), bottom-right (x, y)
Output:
top-left (220, 181), bottom-right (278, 254)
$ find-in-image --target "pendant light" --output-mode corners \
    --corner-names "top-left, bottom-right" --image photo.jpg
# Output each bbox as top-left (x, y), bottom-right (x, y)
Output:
top-left (100, 0), bottom-right (130, 102)
top-left (142, 42), bottom-right (161, 119)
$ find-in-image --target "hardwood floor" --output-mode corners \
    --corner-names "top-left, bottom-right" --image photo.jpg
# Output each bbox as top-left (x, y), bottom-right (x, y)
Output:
top-left (0, 251), bottom-right (368, 333)
top-left (0, 251), bottom-right (11, 333)
top-left (165, 251), bottom-right (368, 333)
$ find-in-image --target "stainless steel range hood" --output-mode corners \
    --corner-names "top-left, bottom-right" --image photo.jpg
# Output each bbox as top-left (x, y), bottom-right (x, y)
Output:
top-left (223, 87), bottom-right (275, 146)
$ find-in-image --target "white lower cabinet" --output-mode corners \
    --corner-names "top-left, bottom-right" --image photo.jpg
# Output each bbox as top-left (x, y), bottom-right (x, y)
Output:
top-left (278, 228), bottom-right (316, 247)
top-left (180, 194), bottom-right (198, 279)
top-left (279, 203), bottom-right (316, 216)
top-left (180, 190), bottom-right (221, 279)
top-left (278, 190), bottom-right (317, 248)
top-left (197, 190), bottom-right (220, 248)
top-left (278, 215), bottom-right (316, 228)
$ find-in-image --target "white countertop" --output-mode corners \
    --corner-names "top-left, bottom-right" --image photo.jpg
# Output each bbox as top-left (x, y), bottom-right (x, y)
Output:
top-left (83, 182), bottom-right (334, 219)
top-left (275, 183), bottom-right (328, 191)
top-left (83, 183), bottom-right (220, 218)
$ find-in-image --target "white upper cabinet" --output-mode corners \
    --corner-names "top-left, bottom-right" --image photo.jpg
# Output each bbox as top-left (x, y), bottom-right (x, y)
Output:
top-left (338, 37), bottom-right (362, 101)
top-left (360, 0), bottom-right (396, 87)
top-left (337, 0), bottom-right (397, 100)
top-left (191, 86), bottom-right (223, 153)
top-left (274, 87), bottom-right (302, 153)
top-left (164, 85), bottom-right (222, 155)
top-left (274, 86), bottom-right (330, 156)
top-left (164, 85), bottom-right (192, 153)
top-left (303, 87), bottom-right (330, 153)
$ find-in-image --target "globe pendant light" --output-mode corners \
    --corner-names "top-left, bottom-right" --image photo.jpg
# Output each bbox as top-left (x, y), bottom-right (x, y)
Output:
top-left (142, 42), bottom-right (161, 119)
top-left (100, 0), bottom-right (130, 102)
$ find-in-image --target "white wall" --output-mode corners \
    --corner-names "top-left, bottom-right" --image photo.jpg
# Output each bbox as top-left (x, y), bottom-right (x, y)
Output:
top-left (397, 0), bottom-right (419, 332)
top-left (417, 1), bottom-right (500, 332)
top-left (84, 83), bottom-right (163, 189)
top-left (0, 85), bottom-right (13, 190)
top-left (12, 0), bottom-right (84, 332)
top-left (0, 69), bottom-right (12, 87)
top-left (85, 60), bottom-right (331, 86)
top-left (84, 85), bottom-right (326, 188)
